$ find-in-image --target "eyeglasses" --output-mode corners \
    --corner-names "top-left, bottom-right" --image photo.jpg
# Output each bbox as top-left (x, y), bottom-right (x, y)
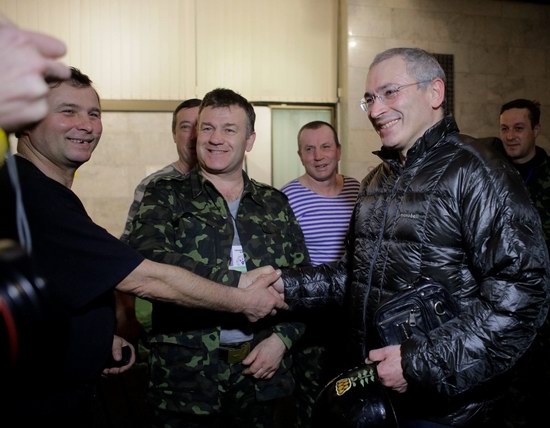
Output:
top-left (360, 80), bottom-right (433, 113)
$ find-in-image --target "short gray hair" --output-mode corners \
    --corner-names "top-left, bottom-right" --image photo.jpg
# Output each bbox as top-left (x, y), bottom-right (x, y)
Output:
top-left (370, 47), bottom-right (446, 88)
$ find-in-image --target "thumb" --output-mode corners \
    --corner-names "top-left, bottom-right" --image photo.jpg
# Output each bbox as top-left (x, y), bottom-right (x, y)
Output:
top-left (249, 269), bottom-right (281, 289)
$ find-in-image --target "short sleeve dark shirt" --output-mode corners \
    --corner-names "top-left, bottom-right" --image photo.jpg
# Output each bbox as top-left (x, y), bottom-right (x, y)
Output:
top-left (0, 156), bottom-right (144, 383)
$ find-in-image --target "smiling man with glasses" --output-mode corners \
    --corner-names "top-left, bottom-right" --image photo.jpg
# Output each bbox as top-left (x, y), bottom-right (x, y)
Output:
top-left (273, 47), bottom-right (550, 427)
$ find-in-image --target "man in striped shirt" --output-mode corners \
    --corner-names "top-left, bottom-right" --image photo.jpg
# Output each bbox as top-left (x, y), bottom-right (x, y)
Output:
top-left (281, 120), bottom-right (360, 428)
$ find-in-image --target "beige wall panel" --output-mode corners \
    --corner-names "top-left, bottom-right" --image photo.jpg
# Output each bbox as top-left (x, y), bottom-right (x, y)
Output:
top-left (1, 0), bottom-right (197, 100)
top-left (2, 0), bottom-right (336, 103)
top-left (195, 0), bottom-right (338, 102)
top-left (72, 111), bottom-right (175, 236)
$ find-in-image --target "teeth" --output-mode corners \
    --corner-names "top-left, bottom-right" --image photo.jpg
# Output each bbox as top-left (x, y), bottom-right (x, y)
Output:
top-left (379, 119), bottom-right (399, 129)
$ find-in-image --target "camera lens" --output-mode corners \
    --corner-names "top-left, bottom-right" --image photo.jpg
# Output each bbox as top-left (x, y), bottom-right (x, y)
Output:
top-left (0, 240), bottom-right (53, 374)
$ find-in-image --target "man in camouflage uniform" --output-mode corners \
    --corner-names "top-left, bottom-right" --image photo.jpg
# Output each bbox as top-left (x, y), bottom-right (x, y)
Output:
top-left (495, 98), bottom-right (550, 427)
top-left (128, 88), bottom-right (309, 428)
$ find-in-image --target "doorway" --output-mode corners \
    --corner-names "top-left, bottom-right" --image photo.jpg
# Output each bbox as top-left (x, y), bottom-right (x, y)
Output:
top-left (245, 105), bottom-right (334, 189)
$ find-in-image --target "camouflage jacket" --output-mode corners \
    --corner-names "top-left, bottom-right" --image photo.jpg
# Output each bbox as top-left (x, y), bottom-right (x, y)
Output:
top-left (521, 146), bottom-right (550, 251)
top-left (128, 168), bottom-right (310, 404)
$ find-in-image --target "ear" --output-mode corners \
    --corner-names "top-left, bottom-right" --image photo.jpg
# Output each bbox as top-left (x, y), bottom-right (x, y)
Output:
top-left (245, 132), bottom-right (256, 153)
top-left (430, 78), bottom-right (446, 110)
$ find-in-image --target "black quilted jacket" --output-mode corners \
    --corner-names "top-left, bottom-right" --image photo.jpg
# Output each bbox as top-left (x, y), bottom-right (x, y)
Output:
top-left (282, 116), bottom-right (550, 426)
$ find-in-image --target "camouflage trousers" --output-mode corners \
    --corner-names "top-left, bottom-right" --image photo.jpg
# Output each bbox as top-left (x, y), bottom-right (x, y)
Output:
top-left (291, 345), bottom-right (326, 428)
top-left (148, 338), bottom-right (290, 428)
top-left (150, 359), bottom-right (277, 428)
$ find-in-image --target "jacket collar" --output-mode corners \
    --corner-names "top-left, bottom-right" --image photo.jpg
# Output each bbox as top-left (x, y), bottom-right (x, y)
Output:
top-left (187, 168), bottom-right (265, 207)
top-left (374, 115), bottom-right (460, 168)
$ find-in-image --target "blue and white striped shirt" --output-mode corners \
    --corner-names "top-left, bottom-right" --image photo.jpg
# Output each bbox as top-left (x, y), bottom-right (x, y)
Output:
top-left (281, 176), bottom-right (360, 266)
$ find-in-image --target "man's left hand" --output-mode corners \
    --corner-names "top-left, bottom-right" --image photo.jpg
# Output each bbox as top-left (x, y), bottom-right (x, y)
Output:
top-left (242, 333), bottom-right (286, 380)
top-left (367, 345), bottom-right (408, 393)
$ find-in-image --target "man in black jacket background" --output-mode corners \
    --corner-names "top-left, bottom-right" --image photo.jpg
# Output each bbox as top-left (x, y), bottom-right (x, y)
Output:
top-left (499, 98), bottom-right (550, 251)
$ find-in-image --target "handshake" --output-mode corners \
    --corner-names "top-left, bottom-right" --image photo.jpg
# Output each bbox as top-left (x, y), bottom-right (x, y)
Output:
top-left (237, 266), bottom-right (286, 322)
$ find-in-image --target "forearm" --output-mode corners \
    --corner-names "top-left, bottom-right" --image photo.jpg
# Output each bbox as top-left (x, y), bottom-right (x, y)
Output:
top-left (283, 261), bottom-right (347, 308)
top-left (118, 259), bottom-right (244, 313)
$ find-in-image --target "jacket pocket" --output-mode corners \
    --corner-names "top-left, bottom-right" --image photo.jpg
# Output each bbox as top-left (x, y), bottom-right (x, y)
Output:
top-left (374, 280), bottom-right (458, 346)
top-left (148, 333), bottom-right (220, 414)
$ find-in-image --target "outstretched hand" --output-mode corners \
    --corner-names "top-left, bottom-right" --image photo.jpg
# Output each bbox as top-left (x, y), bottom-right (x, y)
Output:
top-left (240, 269), bottom-right (287, 322)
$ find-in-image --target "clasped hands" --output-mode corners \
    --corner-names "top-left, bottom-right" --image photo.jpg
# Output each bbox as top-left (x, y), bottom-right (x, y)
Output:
top-left (237, 266), bottom-right (287, 322)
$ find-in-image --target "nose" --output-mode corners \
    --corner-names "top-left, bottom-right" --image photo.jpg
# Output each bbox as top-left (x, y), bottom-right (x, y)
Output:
top-left (76, 113), bottom-right (94, 132)
top-left (313, 148), bottom-right (323, 160)
top-left (208, 128), bottom-right (223, 144)
top-left (502, 129), bottom-right (515, 141)
top-left (367, 96), bottom-right (386, 120)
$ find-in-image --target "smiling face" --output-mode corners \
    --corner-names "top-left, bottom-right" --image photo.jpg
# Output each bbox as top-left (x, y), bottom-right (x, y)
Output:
top-left (173, 106), bottom-right (199, 171)
top-left (499, 107), bottom-right (539, 164)
top-left (196, 105), bottom-right (255, 178)
top-left (365, 56), bottom-right (444, 158)
top-left (298, 124), bottom-right (341, 182)
top-left (22, 81), bottom-right (102, 171)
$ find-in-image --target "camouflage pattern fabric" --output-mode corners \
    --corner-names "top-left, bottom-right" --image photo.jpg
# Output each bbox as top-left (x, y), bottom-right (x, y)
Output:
top-left (128, 168), bottom-right (309, 422)
top-left (149, 352), bottom-right (284, 428)
top-left (526, 147), bottom-right (550, 252)
top-left (291, 345), bottom-right (324, 428)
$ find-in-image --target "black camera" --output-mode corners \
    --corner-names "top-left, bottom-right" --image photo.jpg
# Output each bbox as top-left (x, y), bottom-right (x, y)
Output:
top-left (0, 240), bottom-right (61, 376)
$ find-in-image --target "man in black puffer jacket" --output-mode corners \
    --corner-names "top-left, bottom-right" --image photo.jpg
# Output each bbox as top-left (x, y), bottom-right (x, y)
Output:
top-left (277, 48), bottom-right (550, 427)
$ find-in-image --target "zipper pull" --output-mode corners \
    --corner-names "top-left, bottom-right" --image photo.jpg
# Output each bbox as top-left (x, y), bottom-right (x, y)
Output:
top-left (408, 309), bottom-right (417, 327)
